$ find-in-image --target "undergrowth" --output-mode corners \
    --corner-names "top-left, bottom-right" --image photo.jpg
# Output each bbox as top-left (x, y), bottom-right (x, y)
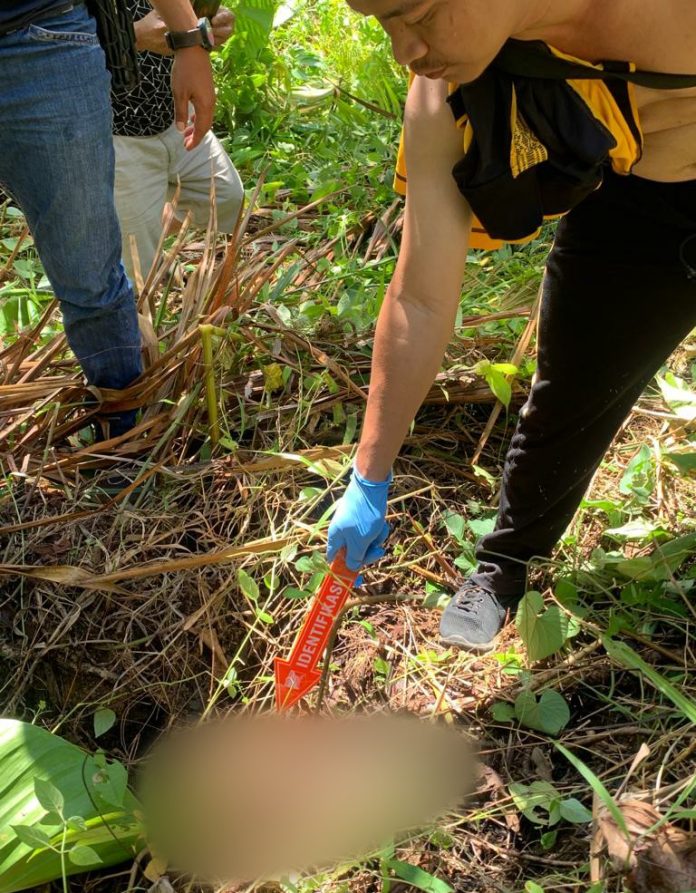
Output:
top-left (1, 1), bottom-right (695, 891)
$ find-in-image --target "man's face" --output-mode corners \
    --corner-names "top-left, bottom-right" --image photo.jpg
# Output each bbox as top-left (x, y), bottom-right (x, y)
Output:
top-left (348, 0), bottom-right (520, 84)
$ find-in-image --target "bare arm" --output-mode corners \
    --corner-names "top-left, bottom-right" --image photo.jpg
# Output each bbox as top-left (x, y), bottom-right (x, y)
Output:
top-left (134, 7), bottom-right (235, 55)
top-left (148, 0), bottom-right (216, 148)
top-left (355, 77), bottom-right (471, 481)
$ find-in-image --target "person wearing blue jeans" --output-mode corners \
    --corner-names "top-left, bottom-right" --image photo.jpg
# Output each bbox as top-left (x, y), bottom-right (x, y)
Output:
top-left (0, 0), bottom-right (216, 437)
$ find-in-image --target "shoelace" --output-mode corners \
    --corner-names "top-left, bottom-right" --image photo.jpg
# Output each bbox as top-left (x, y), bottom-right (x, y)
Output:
top-left (453, 587), bottom-right (492, 614)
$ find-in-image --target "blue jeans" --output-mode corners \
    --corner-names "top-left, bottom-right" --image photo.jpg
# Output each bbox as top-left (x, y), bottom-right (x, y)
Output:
top-left (0, 3), bottom-right (142, 435)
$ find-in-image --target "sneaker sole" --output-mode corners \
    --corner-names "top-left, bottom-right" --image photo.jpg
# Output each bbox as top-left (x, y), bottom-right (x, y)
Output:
top-left (439, 632), bottom-right (499, 653)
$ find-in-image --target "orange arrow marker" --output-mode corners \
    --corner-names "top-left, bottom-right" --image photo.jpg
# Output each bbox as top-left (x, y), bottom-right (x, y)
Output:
top-left (275, 554), bottom-right (358, 711)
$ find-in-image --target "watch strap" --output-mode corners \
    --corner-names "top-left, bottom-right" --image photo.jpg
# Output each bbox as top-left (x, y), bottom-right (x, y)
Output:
top-left (165, 19), bottom-right (212, 51)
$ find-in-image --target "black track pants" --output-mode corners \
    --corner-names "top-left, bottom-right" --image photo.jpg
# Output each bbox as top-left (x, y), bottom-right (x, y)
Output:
top-left (470, 169), bottom-right (696, 598)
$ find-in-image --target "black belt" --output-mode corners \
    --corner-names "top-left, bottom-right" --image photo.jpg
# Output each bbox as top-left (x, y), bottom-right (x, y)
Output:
top-left (0, 0), bottom-right (86, 37)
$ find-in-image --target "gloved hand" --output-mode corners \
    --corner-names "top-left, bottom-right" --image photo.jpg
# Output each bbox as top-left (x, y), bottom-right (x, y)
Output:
top-left (327, 467), bottom-right (392, 572)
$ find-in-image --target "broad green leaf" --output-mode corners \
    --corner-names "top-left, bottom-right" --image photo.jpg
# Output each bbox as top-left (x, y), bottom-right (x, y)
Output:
top-left (525, 883), bottom-right (545, 893)
top-left (491, 702), bottom-right (516, 723)
top-left (0, 719), bottom-right (142, 893)
top-left (34, 779), bottom-right (64, 815)
top-left (657, 373), bottom-right (696, 421)
top-left (237, 568), bottom-right (260, 602)
top-left (605, 520), bottom-right (665, 539)
top-left (619, 444), bottom-right (653, 498)
top-left (559, 798), bottom-right (593, 824)
top-left (68, 845), bottom-right (101, 867)
top-left (554, 579), bottom-right (580, 610)
top-left (474, 360), bottom-right (515, 407)
top-left (615, 533), bottom-right (696, 582)
top-left (282, 586), bottom-right (311, 600)
top-left (540, 830), bottom-right (557, 850)
top-left (91, 760), bottom-right (128, 809)
top-left (443, 511), bottom-right (465, 543)
top-left (514, 689), bottom-right (570, 736)
top-left (488, 368), bottom-right (512, 407)
top-left (10, 826), bottom-right (52, 850)
top-left (515, 592), bottom-right (569, 662)
top-left (383, 859), bottom-right (453, 893)
top-left (233, 0), bottom-right (278, 57)
top-left (666, 451), bottom-right (696, 475)
top-left (536, 690), bottom-right (571, 735)
top-left (467, 517), bottom-right (495, 538)
top-left (509, 781), bottom-right (560, 826)
top-left (93, 708), bottom-right (116, 739)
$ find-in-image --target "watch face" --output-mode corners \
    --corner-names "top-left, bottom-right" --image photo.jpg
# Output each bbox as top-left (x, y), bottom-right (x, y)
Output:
top-left (198, 17), bottom-right (214, 49)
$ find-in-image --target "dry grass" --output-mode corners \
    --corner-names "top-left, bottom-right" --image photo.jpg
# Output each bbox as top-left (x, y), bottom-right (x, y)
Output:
top-left (1, 192), bottom-right (695, 893)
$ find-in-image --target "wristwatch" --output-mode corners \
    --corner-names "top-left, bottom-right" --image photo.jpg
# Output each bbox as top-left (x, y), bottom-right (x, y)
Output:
top-left (165, 17), bottom-right (214, 52)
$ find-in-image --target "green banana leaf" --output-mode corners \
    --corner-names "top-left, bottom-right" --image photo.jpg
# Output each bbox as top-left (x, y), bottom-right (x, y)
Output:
top-left (0, 719), bottom-right (143, 893)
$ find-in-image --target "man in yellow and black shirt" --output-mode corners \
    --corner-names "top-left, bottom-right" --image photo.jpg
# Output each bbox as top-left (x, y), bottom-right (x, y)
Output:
top-left (326, 0), bottom-right (696, 650)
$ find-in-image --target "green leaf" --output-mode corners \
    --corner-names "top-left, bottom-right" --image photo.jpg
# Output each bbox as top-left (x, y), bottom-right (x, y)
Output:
top-left (525, 882), bottom-right (545, 893)
top-left (93, 708), bottom-right (116, 739)
top-left (467, 517), bottom-right (496, 538)
top-left (515, 592), bottom-right (569, 662)
top-left (232, 0), bottom-right (278, 57)
top-left (605, 520), bottom-right (664, 539)
top-left (491, 702), bottom-right (516, 723)
top-left (554, 742), bottom-right (627, 837)
top-left (65, 816), bottom-right (87, 832)
top-left (91, 760), bottom-right (128, 809)
top-left (383, 859), bottom-right (453, 893)
top-left (488, 368), bottom-right (512, 407)
top-left (559, 798), bottom-right (593, 824)
top-left (613, 533), bottom-right (696, 582)
top-left (295, 553), bottom-right (328, 575)
top-left (68, 845), bottom-right (101, 867)
top-left (491, 362), bottom-right (518, 376)
top-left (666, 451), bottom-right (696, 475)
top-left (540, 830), bottom-right (557, 850)
top-left (619, 444), bottom-right (654, 501)
top-left (513, 689), bottom-right (569, 736)
top-left (474, 360), bottom-right (515, 407)
top-left (0, 719), bottom-right (142, 893)
top-left (536, 690), bottom-right (571, 736)
top-left (237, 568), bottom-right (260, 602)
top-left (554, 579), bottom-right (578, 607)
top-left (11, 826), bottom-right (52, 850)
top-left (34, 779), bottom-right (64, 815)
top-left (283, 586), bottom-right (310, 600)
top-left (443, 511), bottom-right (465, 543)
top-left (602, 636), bottom-right (696, 723)
top-left (509, 781), bottom-right (560, 826)
top-left (657, 373), bottom-right (696, 421)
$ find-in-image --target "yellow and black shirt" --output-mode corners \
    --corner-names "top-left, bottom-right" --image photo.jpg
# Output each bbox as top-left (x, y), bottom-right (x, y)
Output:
top-left (394, 39), bottom-right (696, 250)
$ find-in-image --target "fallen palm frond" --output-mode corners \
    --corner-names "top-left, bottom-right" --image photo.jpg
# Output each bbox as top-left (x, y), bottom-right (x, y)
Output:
top-left (0, 180), bottom-right (528, 486)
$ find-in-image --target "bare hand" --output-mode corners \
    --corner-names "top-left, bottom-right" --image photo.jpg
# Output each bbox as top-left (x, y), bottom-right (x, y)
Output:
top-left (133, 9), bottom-right (171, 55)
top-left (171, 47), bottom-right (216, 149)
top-left (211, 7), bottom-right (235, 47)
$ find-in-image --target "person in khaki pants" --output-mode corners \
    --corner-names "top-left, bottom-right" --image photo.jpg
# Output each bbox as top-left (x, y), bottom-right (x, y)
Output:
top-left (113, 0), bottom-right (243, 281)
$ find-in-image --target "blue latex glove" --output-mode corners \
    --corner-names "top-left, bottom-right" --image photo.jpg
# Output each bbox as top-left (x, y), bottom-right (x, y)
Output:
top-left (327, 467), bottom-right (392, 572)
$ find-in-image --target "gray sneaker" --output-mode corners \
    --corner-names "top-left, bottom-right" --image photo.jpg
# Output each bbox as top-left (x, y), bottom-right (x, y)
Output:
top-left (439, 583), bottom-right (517, 652)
